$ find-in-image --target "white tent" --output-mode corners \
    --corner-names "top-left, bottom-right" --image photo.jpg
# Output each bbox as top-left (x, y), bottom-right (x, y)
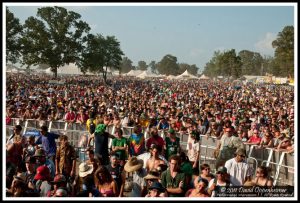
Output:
top-left (199, 74), bottom-right (210, 80)
top-left (176, 70), bottom-right (198, 80)
top-left (124, 70), bottom-right (143, 77)
top-left (136, 70), bottom-right (160, 79)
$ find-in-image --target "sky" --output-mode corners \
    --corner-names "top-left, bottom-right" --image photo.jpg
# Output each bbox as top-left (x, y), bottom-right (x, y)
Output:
top-left (5, 3), bottom-right (295, 73)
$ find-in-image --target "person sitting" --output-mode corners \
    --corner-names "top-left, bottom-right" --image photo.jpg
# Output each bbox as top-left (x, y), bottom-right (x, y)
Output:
top-left (185, 177), bottom-right (210, 197)
top-left (251, 166), bottom-right (273, 187)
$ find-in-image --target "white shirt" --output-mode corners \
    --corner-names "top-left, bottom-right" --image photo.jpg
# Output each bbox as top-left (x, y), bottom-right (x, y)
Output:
top-left (225, 158), bottom-right (252, 186)
top-left (186, 135), bottom-right (199, 162)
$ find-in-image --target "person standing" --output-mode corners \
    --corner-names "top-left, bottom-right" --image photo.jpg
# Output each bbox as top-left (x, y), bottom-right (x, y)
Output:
top-left (161, 155), bottom-right (186, 197)
top-left (224, 149), bottom-right (252, 186)
top-left (55, 135), bottom-right (77, 180)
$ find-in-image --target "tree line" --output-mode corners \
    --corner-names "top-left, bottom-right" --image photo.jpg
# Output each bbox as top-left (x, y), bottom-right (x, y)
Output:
top-left (202, 26), bottom-right (294, 78)
top-left (7, 6), bottom-right (294, 81)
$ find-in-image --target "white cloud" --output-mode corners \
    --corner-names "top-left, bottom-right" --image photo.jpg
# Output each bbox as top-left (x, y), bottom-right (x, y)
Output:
top-left (254, 32), bottom-right (276, 56)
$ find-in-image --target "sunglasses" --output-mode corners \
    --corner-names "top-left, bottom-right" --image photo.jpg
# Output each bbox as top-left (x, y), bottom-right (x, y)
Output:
top-left (238, 155), bottom-right (246, 158)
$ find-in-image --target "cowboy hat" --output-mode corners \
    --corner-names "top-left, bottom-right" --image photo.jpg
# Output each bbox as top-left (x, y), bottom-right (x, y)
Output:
top-left (144, 170), bottom-right (160, 180)
top-left (124, 157), bottom-right (143, 172)
top-left (78, 163), bottom-right (93, 178)
top-left (13, 172), bottom-right (27, 183)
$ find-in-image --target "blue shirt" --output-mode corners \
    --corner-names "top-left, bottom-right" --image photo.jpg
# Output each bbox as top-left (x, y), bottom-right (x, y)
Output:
top-left (36, 132), bottom-right (60, 157)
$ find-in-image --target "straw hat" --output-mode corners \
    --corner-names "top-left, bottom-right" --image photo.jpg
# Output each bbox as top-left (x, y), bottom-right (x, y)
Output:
top-left (78, 163), bottom-right (93, 178)
top-left (144, 170), bottom-right (160, 180)
top-left (13, 172), bottom-right (27, 183)
top-left (124, 157), bottom-right (143, 172)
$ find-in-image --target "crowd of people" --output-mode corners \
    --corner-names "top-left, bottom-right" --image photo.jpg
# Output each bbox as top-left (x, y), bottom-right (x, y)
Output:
top-left (5, 72), bottom-right (294, 197)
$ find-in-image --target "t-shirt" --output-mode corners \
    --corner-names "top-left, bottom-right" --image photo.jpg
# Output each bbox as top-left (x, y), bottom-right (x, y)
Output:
top-left (224, 158), bottom-right (252, 186)
top-left (187, 136), bottom-right (199, 162)
top-left (128, 133), bottom-right (145, 156)
top-left (161, 169), bottom-right (186, 197)
top-left (165, 136), bottom-right (180, 160)
top-left (94, 131), bottom-right (110, 165)
top-left (181, 162), bottom-right (193, 177)
top-left (248, 136), bottom-right (262, 144)
top-left (112, 137), bottom-right (128, 160)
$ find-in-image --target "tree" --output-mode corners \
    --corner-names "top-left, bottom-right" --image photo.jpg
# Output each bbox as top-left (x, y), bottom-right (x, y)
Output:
top-left (77, 34), bottom-right (123, 84)
top-left (272, 25), bottom-right (294, 77)
top-left (156, 54), bottom-right (180, 75)
top-left (137, 61), bottom-right (147, 71)
top-left (20, 6), bottom-right (90, 77)
top-left (120, 57), bottom-right (133, 73)
top-left (149, 60), bottom-right (157, 74)
top-left (220, 49), bottom-right (242, 79)
top-left (238, 50), bottom-right (263, 75)
top-left (203, 51), bottom-right (223, 77)
top-left (6, 7), bottom-right (23, 64)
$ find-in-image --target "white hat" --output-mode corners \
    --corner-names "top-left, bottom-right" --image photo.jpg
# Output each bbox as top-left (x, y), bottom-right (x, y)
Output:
top-left (78, 163), bottom-right (93, 177)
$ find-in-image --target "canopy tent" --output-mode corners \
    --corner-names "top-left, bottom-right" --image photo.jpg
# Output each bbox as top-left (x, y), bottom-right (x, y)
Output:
top-left (199, 74), bottom-right (210, 80)
top-left (44, 63), bottom-right (95, 75)
top-left (136, 70), bottom-right (160, 79)
top-left (124, 69), bottom-right (143, 77)
top-left (176, 70), bottom-right (198, 80)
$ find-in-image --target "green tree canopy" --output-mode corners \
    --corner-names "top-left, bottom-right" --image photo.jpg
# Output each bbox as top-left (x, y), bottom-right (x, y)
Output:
top-left (20, 6), bottom-right (90, 77)
top-left (120, 57), bottom-right (133, 73)
top-left (137, 60), bottom-right (148, 71)
top-left (157, 54), bottom-right (180, 75)
top-left (6, 7), bottom-right (23, 64)
top-left (272, 25), bottom-right (294, 77)
top-left (238, 50), bottom-right (263, 75)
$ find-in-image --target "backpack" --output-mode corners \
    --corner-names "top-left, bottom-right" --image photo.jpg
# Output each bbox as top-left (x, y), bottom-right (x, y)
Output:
top-left (89, 119), bottom-right (96, 134)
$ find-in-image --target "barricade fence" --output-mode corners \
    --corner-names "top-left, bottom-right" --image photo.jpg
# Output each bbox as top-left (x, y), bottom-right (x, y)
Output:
top-left (6, 118), bottom-right (294, 186)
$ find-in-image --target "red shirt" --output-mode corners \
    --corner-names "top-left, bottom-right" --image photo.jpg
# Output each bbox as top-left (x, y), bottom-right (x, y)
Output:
top-left (248, 136), bottom-right (262, 144)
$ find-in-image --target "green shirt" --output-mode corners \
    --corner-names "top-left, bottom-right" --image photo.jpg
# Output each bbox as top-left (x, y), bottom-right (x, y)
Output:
top-left (112, 137), bottom-right (128, 160)
top-left (180, 162), bottom-right (193, 177)
top-left (165, 136), bottom-right (180, 160)
top-left (161, 169), bottom-right (186, 197)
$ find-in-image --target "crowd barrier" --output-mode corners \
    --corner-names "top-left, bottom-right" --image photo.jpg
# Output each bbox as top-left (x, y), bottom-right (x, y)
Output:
top-left (6, 118), bottom-right (294, 186)
top-left (198, 135), bottom-right (294, 186)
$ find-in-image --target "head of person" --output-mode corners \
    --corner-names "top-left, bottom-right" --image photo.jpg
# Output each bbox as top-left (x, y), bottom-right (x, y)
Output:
top-left (144, 170), bottom-right (160, 187)
top-left (224, 127), bottom-right (233, 136)
top-left (27, 135), bottom-right (35, 145)
top-left (34, 165), bottom-right (51, 181)
top-left (195, 177), bottom-right (209, 192)
top-left (150, 144), bottom-right (161, 157)
top-left (86, 148), bottom-right (94, 161)
top-left (124, 156), bottom-right (144, 173)
top-left (34, 149), bottom-right (46, 164)
top-left (148, 181), bottom-right (165, 197)
top-left (25, 156), bottom-right (36, 172)
top-left (253, 129), bottom-right (259, 137)
top-left (281, 137), bottom-right (292, 147)
top-left (14, 125), bottom-right (22, 134)
top-left (200, 163), bottom-right (211, 175)
top-left (114, 128), bottom-right (123, 138)
top-left (59, 134), bottom-right (69, 147)
top-left (40, 125), bottom-right (48, 136)
top-left (168, 155), bottom-right (180, 172)
top-left (110, 153), bottom-right (119, 167)
top-left (216, 166), bottom-right (227, 180)
top-left (53, 188), bottom-right (68, 197)
top-left (235, 149), bottom-right (247, 162)
top-left (94, 166), bottom-right (113, 185)
top-left (150, 127), bottom-right (159, 138)
top-left (256, 166), bottom-right (269, 178)
top-left (50, 174), bottom-right (67, 190)
top-left (168, 128), bottom-right (176, 137)
top-left (133, 125), bottom-right (142, 134)
top-left (78, 162), bottom-right (93, 179)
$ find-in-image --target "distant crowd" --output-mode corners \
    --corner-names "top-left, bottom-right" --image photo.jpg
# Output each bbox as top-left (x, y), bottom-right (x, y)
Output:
top-left (6, 73), bottom-right (294, 197)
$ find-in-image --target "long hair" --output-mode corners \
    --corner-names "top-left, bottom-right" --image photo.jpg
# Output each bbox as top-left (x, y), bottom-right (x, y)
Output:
top-left (94, 166), bottom-right (113, 186)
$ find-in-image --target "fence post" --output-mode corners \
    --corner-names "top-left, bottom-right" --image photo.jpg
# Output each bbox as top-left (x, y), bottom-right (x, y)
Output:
top-left (273, 152), bottom-right (286, 186)
top-left (266, 148), bottom-right (274, 167)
